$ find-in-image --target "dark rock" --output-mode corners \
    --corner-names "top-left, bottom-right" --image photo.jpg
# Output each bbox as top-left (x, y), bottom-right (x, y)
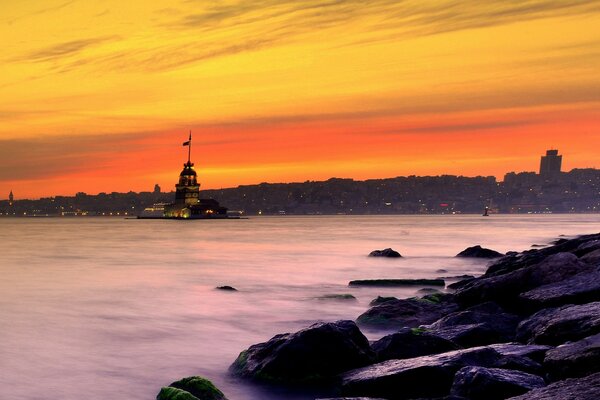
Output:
top-left (369, 248), bottom-right (402, 258)
top-left (516, 302), bottom-right (600, 345)
top-left (485, 343), bottom-right (552, 363)
top-left (436, 269), bottom-right (449, 273)
top-left (316, 398), bottom-right (387, 400)
top-left (317, 294), bottom-right (357, 301)
top-left (544, 333), bottom-right (600, 380)
top-left (157, 376), bottom-right (227, 400)
top-left (447, 278), bottom-right (476, 290)
top-left (455, 252), bottom-right (594, 308)
top-left (341, 347), bottom-right (506, 399)
top-left (582, 248), bottom-right (600, 265)
top-left (216, 286), bottom-right (237, 291)
top-left (356, 294), bottom-right (459, 329)
top-left (439, 275), bottom-right (476, 280)
top-left (230, 320), bottom-right (374, 384)
top-left (372, 328), bottom-right (460, 361)
top-left (450, 366), bottom-right (545, 400)
top-left (417, 288), bottom-right (441, 294)
top-left (427, 302), bottom-right (521, 346)
top-left (574, 240), bottom-right (600, 257)
top-left (508, 372), bottom-right (600, 400)
top-left (369, 296), bottom-right (397, 306)
top-left (519, 267), bottom-right (600, 309)
top-left (349, 279), bottom-right (445, 287)
top-left (456, 245), bottom-right (503, 258)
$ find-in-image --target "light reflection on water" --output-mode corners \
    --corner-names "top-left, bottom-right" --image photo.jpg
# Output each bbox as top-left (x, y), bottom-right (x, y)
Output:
top-left (1, 215), bottom-right (599, 399)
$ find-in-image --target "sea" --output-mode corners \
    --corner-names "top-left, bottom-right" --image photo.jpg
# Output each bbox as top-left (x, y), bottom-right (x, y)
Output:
top-left (1, 214), bottom-right (599, 400)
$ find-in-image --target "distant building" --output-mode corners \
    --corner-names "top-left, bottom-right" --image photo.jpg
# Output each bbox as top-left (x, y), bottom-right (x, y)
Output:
top-left (8, 190), bottom-right (13, 206)
top-left (539, 149), bottom-right (562, 178)
top-left (153, 184), bottom-right (161, 194)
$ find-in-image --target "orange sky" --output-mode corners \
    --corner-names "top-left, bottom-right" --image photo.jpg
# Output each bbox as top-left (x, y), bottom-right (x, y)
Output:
top-left (1, 1), bottom-right (599, 198)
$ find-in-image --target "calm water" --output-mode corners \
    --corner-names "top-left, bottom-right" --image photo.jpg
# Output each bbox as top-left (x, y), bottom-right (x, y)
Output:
top-left (1, 215), bottom-right (599, 400)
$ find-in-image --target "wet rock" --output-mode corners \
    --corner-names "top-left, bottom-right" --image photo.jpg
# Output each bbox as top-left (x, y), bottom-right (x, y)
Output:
top-left (369, 248), bottom-right (402, 258)
top-left (544, 333), bottom-right (600, 380)
top-left (371, 327), bottom-right (459, 361)
top-left (369, 296), bottom-right (397, 306)
top-left (230, 320), bottom-right (374, 384)
top-left (349, 279), bottom-right (445, 287)
top-left (317, 294), bottom-right (357, 301)
top-left (485, 343), bottom-right (552, 363)
top-left (428, 302), bottom-right (521, 345)
top-left (316, 398), bottom-right (387, 400)
top-left (417, 288), bottom-right (441, 294)
top-left (447, 278), bottom-right (476, 290)
top-left (438, 275), bottom-right (476, 280)
top-left (574, 239), bottom-right (600, 257)
top-left (455, 252), bottom-right (594, 308)
top-left (157, 376), bottom-right (227, 400)
top-left (341, 347), bottom-right (505, 399)
top-left (582, 248), bottom-right (600, 265)
top-left (516, 302), bottom-right (600, 345)
top-left (508, 371), bottom-right (600, 400)
top-left (216, 286), bottom-right (237, 291)
top-left (436, 269), bottom-right (449, 273)
top-left (356, 294), bottom-right (458, 329)
top-left (456, 245), bottom-right (503, 258)
top-left (450, 366), bottom-right (545, 400)
top-left (519, 267), bottom-right (600, 309)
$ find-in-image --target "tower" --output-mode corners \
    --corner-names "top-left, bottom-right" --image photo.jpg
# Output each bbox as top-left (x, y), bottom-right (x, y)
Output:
top-left (8, 190), bottom-right (13, 206)
top-left (539, 149), bottom-right (562, 178)
top-left (174, 132), bottom-right (200, 206)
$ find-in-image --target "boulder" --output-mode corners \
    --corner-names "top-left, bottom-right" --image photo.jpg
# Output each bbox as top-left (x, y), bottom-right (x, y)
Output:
top-left (349, 279), bottom-right (445, 287)
top-left (427, 302), bottom-right (521, 345)
top-left (341, 346), bottom-right (534, 400)
top-left (456, 245), bottom-right (503, 258)
top-left (582, 248), bottom-right (600, 265)
top-left (574, 239), bottom-right (600, 257)
top-left (450, 366), bottom-right (545, 400)
top-left (455, 252), bottom-right (594, 308)
top-left (369, 248), bottom-right (402, 258)
top-left (430, 323), bottom-right (508, 348)
top-left (230, 320), bottom-right (374, 384)
top-left (318, 294), bottom-right (357, 301)
top-left (519, 267), bottom-right (600, 309)
top-left (447, 278), bottom-right (476, 290)
top-left (356, 294), bottom-right (459, 329)
top-left (508, 371), bottom-right (600, 400)
top-left (157, 376), bottom-right (227, 400)
top-left (544, 333), bottom-right (600, 380)
top-left (372, 328), bottom-right (460, 361)
top-left (485, 343), bottom-right (552, 363)
top-left (369, 296), bottom-right (397, 306)
top-left (216, 286), bottom-right (237, 291)
top-left (516, 302), bottom-right (600, 345)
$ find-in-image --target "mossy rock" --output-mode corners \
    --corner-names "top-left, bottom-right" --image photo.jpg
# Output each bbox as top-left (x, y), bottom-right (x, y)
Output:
top-left (317, 294), bottom-right (357, 300)
top-left (157, 376), bottom-right (227, 400)
top-left (370, 296), bottom-right (398, 306)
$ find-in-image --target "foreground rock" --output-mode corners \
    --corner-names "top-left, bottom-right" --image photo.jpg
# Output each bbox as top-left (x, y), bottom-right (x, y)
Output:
top-left (368, 248), bottom-right (402, 258)
top-left (230, 320), bottom-right (374, 384)
top-left (450, 366), bottom-right (545, 400)
top-left (456, 245), bottom-right (503, 258)
top-left (341, 346), bottom-right (535, 399)
top-left (455, 252), bottom-right (594, 308)
top-left (349, 279), bottom-right (444, 287)
top-left (516, 302), bottom-right (600, 345)
top-left (519, 266), bottom-right (600, 309)
top-left (372, 327), bottom-right (459, 361)
top-left (485, 343), bottom-right (551, 363)
top-left (427, 302), bottom-right (521, 347)
top-left (356, 294), bottom-right (458, 329)
top-left (157, 376), bottom-right (227, 400)
top-left (543, 333), bottom-right (600, 380)
top-left (508, 371), bottom-right (600, 400)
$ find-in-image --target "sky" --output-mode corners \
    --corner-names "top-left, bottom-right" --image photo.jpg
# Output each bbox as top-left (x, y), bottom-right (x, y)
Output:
top-left (1, 0), bottom-right (599, 198)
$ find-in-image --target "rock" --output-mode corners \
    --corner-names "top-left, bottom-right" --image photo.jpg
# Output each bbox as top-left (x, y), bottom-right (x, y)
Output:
top-left (450, 366), bottom-right (545, 400)
top-left (574, 240), bottom-right (600, 257)
top-left (157, 376), bottom-right (227, 400)
top-left (369, 296), bottom-right (397, 306)
top-left (582, 248), bottom-right (600, 265)
top-left (216, 286), bottom-right (237, 291)
top-left (508, 371), bottom-right (600, 400)
top-left (349, 279), bottom-right (445, 287)
top-left (544, 333), bottom-right (600, 380)
top-left (317, 398), bottom-right (387, 400)
top-left (485, 343), bottom-right (552, 363)
top-left (455, 252), bottom-right (594, 308)
top-left (456, 245), bottom-right (503, 258)
top-left (230, 320), bottom-right (374, 384)
top-left (369, 248), bottom-right (402, 258)
top-left (417, 288), bottom-right (441, 294)
top-left (372, 328), bottom-right (460, 361)
top-left (436, 269), bottom-right (449, 273)
top-left (356, 294), bottom-right (459, 329)
top-left (439, 275), bottom-right (476, 280)
top-left (516, 302), bottom-right (600, 345)
top-left (341, 347), bottom-right (510, 399)
top-left (447, 278), bottom-right (476, 290)
top-left (428, 302), bottom-right (521, 345)
top-left (317, 294), bottom-right (357, 300)
top-left (519, 267), bottom-right (600, 309)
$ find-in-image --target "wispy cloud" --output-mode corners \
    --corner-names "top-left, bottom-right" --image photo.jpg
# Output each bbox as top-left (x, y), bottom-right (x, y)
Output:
top-left (15, 36), bottom-right (120, 63)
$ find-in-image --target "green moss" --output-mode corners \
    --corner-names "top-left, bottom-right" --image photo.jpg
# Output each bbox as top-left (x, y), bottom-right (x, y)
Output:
top-left (230, 350), bottom-right (248, 375)
top-left (424, 292), bottom-right (444, 303)
top-left (157, 387), bottom-right (200, 400)
top-left (369, 296), bottom-right (397, 305)
top-left (170, 376), bottom-right (226, 400)
top-left (411, 327), bottom-right (428, 335)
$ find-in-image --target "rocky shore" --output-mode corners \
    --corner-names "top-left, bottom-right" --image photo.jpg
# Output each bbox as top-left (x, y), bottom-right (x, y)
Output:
top-left (157, 232), bottom-right (600, 400)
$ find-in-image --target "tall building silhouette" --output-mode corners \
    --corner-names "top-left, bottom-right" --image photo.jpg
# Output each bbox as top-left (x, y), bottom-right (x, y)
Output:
top-left (539, 149), bottom-right (562, 178)
top-left (8, 190), bottom-right (13, 206)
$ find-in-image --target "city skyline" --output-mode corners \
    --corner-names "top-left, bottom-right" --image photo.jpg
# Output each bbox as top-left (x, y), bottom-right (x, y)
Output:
top-left (1, 1), bottom-right (599, 198)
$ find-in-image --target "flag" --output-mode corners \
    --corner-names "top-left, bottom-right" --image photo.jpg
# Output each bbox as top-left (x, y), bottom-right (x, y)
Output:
top-left (182, 140), bottom-right (190, 146)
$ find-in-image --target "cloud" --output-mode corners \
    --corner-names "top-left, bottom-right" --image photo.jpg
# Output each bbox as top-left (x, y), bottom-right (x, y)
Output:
top-left (15, 36), bottom-right (120, 63)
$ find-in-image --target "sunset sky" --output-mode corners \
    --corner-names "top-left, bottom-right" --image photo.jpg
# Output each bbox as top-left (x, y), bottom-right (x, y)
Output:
top-left (1, 1), bottom-right (599, 198)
